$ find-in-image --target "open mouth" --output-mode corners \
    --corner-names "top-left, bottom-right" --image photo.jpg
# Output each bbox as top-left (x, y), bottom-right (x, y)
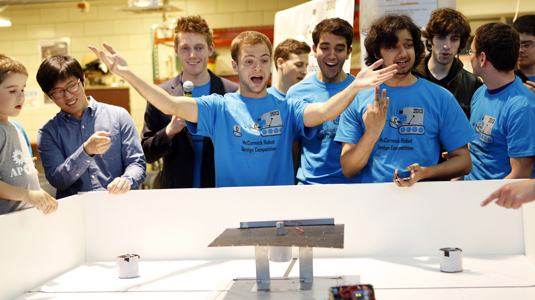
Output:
top-left (395, 59), bottom-right (409, 68)
top-left (67, 99), bottom-right (77, 106)
top-left (187, 61), bottom-right (200, 66)
top-left (251, 76), bottom-right (264, 84)
top-left (15, 105), bottom-right (22, 110)
top-left (325, 62), bottom-right (337, 68)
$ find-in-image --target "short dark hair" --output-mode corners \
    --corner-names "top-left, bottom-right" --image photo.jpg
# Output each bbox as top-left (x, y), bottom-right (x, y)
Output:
top-left (364, 14), bottom-right (425, 67)
top-left (0, 54), bottom-right (28, 85)
top-left (273, 39), bottom-right (311, 70)
top-left (312, 17), bottom-right (353, 50)
top-left (474, 22), bottom-right (519, 72)
top-left (231, 31), bottom-right (272, 63)
top-left (513, 14), bottom-right (535, 36)
top-left (36, 55), bottom-right (84, 94)
top-left (423, 8), bottom-right (471, 54)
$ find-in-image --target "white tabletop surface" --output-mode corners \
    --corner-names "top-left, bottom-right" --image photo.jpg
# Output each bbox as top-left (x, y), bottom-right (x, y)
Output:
top-left (15, 255), bottom-right (535, 299)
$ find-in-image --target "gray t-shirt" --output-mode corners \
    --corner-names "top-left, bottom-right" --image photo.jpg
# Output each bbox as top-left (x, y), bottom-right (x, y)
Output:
top-left (0, 122), bottom-right (39, 215)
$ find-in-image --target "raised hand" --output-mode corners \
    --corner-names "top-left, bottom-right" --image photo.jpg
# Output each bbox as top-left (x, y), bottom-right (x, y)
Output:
top-left (363, 87), bottom-right (389, 137)
top-left (354, 59), bottom-right (398, 91)
top-left (83, 131), bottom-right (111, 156)
top-left (88, 43), bottom-right (131, 77)
top-left (165, 116), bottom-right (187, 138)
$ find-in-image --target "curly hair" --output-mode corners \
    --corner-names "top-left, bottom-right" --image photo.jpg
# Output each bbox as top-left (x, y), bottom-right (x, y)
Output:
top-left (0, 54), bottom-right (28, 85)
top-left (230, 31), bottom-right (272, 63)
top-left (174, 15), bottom-right (213, 47)
top-left (273, 39), bottom-right (311, 70)
top-left (474, 22), bottom-right (519, 72)
top-left (312, 17), bottom-right (353, 50)
top-left (364, 14), bottom-right (425, 67)
top-left (423, 8), bottom-right (471, 54)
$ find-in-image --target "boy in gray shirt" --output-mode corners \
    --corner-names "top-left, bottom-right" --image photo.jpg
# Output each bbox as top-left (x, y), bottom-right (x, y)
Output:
top-left (0, 54), bottom-right (57, 215)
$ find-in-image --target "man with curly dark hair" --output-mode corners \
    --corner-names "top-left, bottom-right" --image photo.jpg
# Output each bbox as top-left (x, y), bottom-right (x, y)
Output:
top-left (465, 22), bottom-right (535, 180)
top-left (335, 14), bottom-right (473, 187)
top-left (413, 8), bottom-right (482, 118)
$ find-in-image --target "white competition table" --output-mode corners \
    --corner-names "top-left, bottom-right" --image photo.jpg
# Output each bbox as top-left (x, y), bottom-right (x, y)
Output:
top-left (2, 180), bottom-right (535, 299)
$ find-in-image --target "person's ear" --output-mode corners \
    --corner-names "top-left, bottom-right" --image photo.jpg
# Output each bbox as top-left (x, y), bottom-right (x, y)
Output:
top-left (312, 44), bottom-right (317, 58)
top-left (208, 42), bottom-right (215, 57)
top-left (232, 60), bottom-right (238, 73)
top-left (276, 58), bottom-right (284, 70)
top-left (479, 51), bottom-right (487, 67)
top-left (346, 47), bottom-right (353, 59)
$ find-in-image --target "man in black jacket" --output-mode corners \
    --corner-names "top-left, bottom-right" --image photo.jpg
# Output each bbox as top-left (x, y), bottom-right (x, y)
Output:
top-left (413, 8), bottom-right (482, 118)
top-left (412, 8), bottom-right (482, 164)
top-left (141, 15), bottom-right (238, 188)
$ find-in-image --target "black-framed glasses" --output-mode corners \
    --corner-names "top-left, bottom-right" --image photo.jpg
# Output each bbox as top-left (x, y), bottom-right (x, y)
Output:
top-left (48, 79), bottom-right (81, 100)
top-left (521, 41), bottom-right (535, 51)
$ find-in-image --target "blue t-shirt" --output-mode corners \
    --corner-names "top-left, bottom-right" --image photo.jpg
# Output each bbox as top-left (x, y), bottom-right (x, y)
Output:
top-left (9, 119), bottom-right (32, 156)
top-left (527, 75), bottom-right (535, 82)
top-left (186, 92), bottom-right (315, 187)
top-left (335, 78), bottom-right (473, 183)
top-left (466, 77), bottom-right (535, 180)
top-left (267, 86), bottom-right (286, 99)
top-left (190, 81), bottom-right (211, 188)
top-left (286, 74), bottom-right (359, 185)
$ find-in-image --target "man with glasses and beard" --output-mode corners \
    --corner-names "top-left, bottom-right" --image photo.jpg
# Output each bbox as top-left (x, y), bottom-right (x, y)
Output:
top-left (36, 55), bottom-right (146, 198)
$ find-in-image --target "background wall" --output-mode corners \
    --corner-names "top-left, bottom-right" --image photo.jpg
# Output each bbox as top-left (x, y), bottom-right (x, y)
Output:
top-left (0, 0), bottom-right (309, 143)
top-left (1, 0), bottom-right (535, 145)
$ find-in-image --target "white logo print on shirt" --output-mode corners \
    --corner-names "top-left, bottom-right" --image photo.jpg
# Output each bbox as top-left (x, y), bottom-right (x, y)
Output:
top-left (10, 149), bottom-right (32, 177)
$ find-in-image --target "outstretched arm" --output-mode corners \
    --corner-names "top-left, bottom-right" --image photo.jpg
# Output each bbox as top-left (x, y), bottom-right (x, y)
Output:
top-left (89, 43), bottom-right (198, 122)
top-left (482, 180), bottom-right (535, 209)
top-left (302, 59), bottom-right (397, 127)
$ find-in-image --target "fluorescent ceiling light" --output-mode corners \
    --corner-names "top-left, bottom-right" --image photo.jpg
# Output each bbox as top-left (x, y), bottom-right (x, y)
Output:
top-left (0, 16), bottom-right (10, 27)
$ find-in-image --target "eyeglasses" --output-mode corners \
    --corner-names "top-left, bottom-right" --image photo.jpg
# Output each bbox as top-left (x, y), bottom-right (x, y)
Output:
top-left (48, 79), bottom-right (81, 100)
top-left (520, 41), bottom-right (535, 51)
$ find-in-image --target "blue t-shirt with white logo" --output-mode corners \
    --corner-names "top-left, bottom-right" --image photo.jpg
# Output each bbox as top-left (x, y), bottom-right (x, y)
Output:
top-left (286, 74), bottom-right (359, 185)
top-left (186, 92), bottom-right (315, 187)
top-left (335, 78), bottom-right (472, 183)
top-left (466, 76), bottom-right (535, 180)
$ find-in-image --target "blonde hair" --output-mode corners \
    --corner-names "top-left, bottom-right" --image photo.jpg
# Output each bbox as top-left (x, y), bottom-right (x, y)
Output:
top-left (0, 54), bottom-right (28, 85)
